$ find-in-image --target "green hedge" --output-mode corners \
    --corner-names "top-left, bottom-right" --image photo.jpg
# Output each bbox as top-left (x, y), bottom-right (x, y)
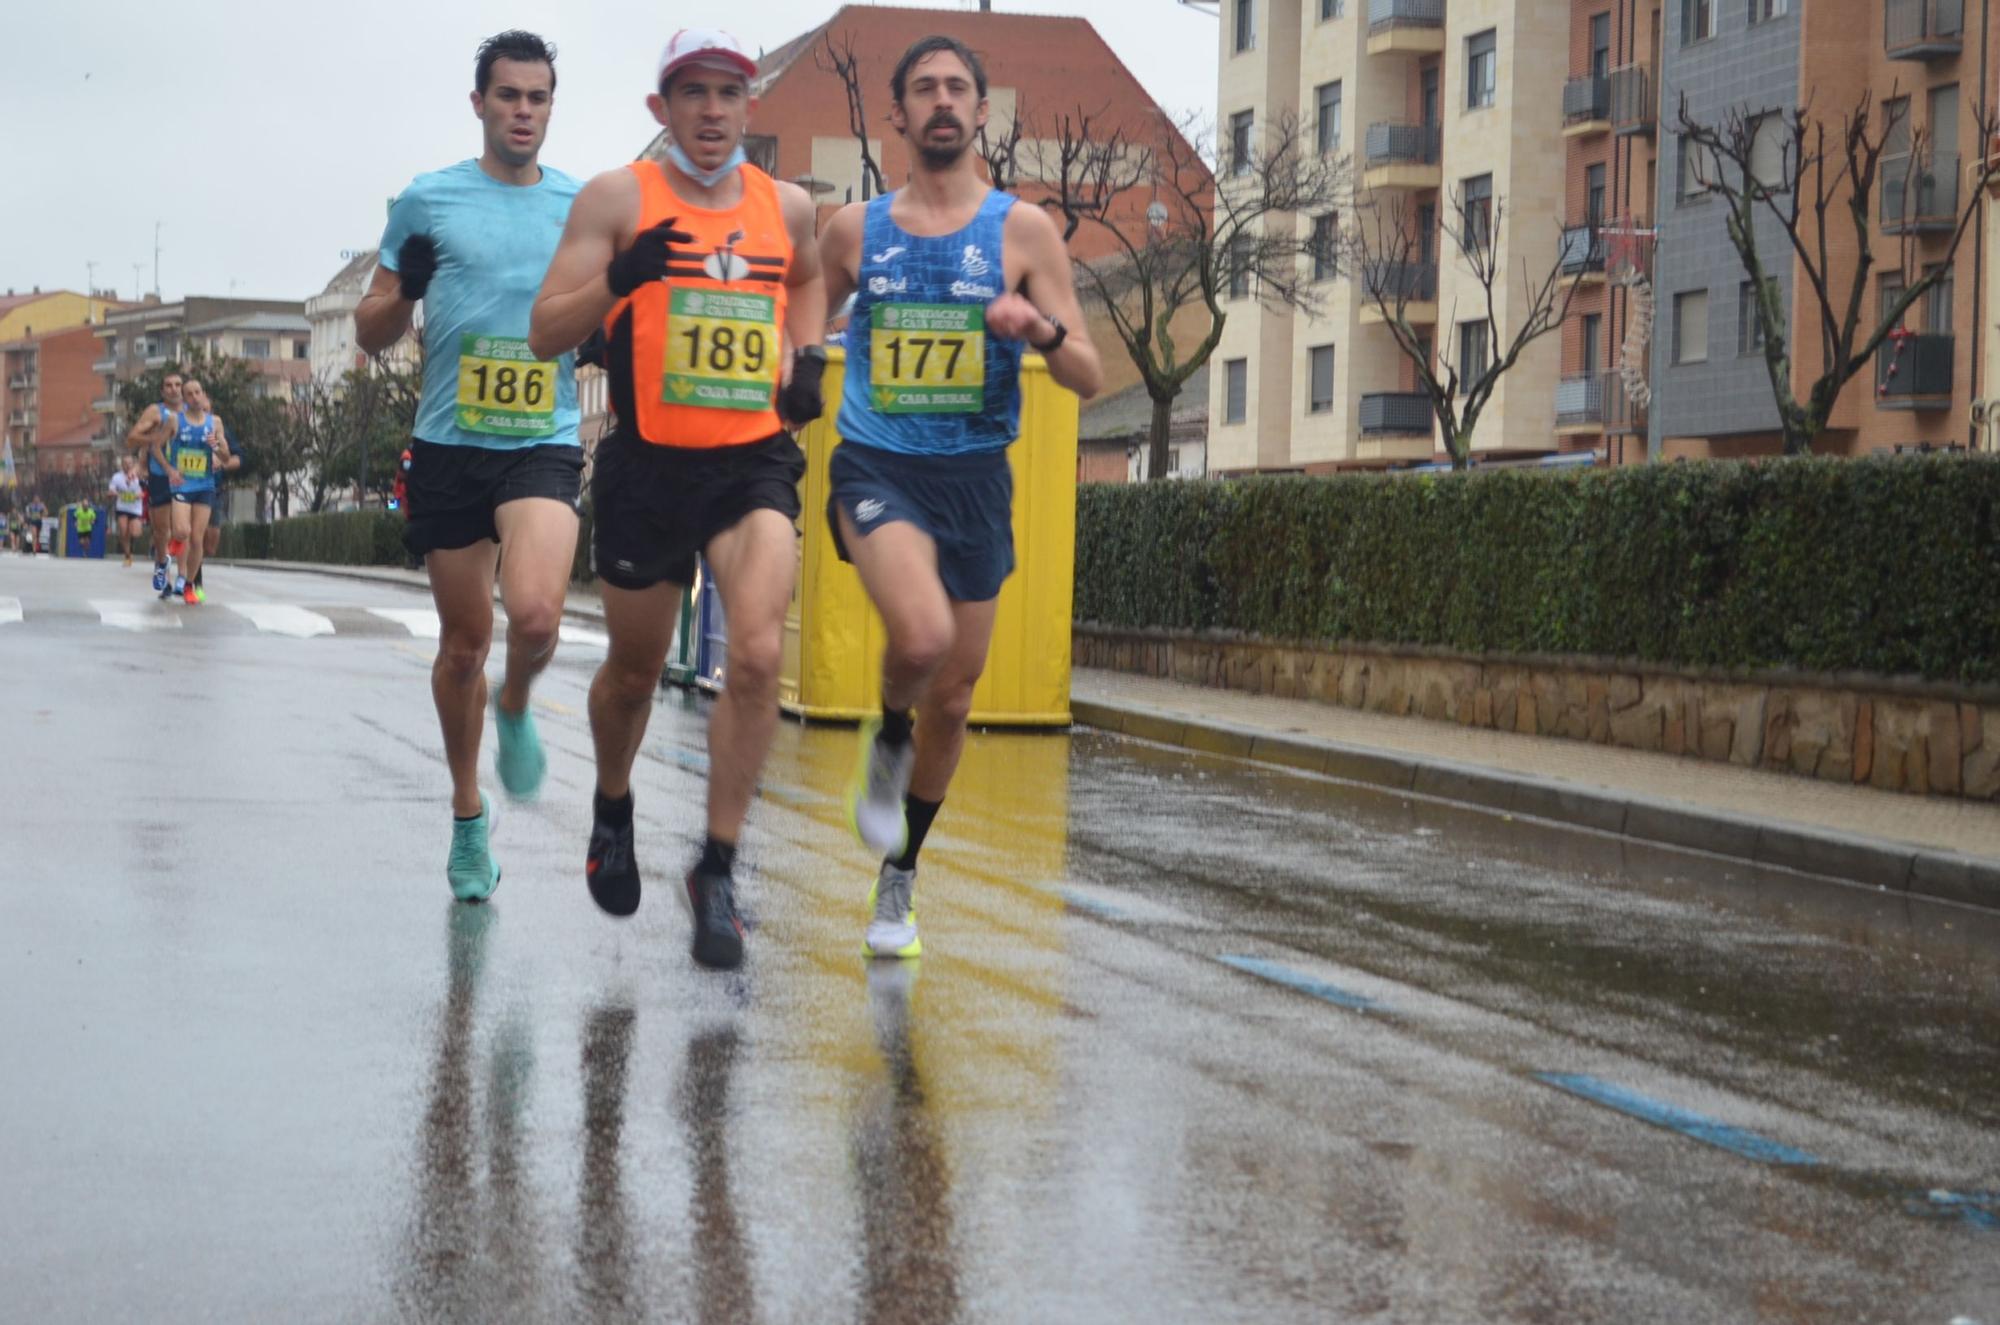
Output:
top-left (218, 511), bottom-right (406, 566)
top-left (1076, 456), bottom-right (2000, 685)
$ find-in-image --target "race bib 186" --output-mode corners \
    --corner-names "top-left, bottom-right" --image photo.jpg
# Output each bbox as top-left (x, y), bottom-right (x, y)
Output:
top-left (456, 335), bottom-right (557, 438)
top-left (869, 304), bottom-right (985, 414)
top-left (664, 289), bottom-right (779, 411)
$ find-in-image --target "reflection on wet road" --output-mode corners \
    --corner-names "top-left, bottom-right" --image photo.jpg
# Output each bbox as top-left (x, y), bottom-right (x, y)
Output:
top-left (2, 560), bottom-right (1996, 1322)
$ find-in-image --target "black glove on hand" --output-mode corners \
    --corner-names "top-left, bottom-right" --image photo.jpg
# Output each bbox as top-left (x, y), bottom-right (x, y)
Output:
top-left (396, 235), bottom-right (438, 301)
top-left (777, 347), bottom-right (829, 427)
top-left (606, 218), bottom-right (694, 297)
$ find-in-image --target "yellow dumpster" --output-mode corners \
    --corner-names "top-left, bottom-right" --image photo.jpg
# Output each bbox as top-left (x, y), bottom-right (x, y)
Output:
top-left (780, 348), bottom-right (1077, 727)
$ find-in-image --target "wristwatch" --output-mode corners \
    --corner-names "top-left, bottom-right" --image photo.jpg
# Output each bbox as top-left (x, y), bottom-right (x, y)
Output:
top-left (1031, 315), bottom-right (1068, 354)
top-left (796, 344), bottom-right (830, 367)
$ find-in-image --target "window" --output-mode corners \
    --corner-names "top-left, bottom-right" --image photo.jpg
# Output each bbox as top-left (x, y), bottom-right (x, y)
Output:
top-left (1234, 0), bottom-right (1254, 52)
top-left (1316, 81), bottom-right (1342, 155)
top-left (1462, 174), bottom-right (1493, 250)
top-left (242, 337), bottom-right (271, 360)
top-left (293, 338), bottom-right (309, 360)
top-left (1230, 110), bottom-right (1255, 177)
top-left (743, 134), bottom-right (778, 173)
top-left (1924, 263), bottom-right (1954, 333)
top-left (1881, 271), bottom-right (1908, 329)
top-left (1417, 202), bottom-right (1437, 263)
top-left (1168, 447), bottom-right (1183, 473)
top-left (1466, 31), bottom-right (1497, 109)
top-left (1674, 289), bottom-right (1709, 364)
top-left (1684, 0), bottom-right (1715, 43)
top-left (1738, 280), bottom-right (1772, 355)
top-left (1748, 114), bottom-right (1787, 194)
top-left (1586, 164), bottom-right (1606, 226)
top-left (1590, 13), bottom-right (1611, 81)
top-left (1311, 213), bottom-right (1338, 281)
top-left (1458, 320), bottom-right (1490, 390)
top-left (1929, 84), bottom-right (1960, 162)
top-left (1309, 344), bottom-right (1335, 414)
top-left (1678, 134), bottom-right (1716, 201)
top-left (1582, 313), bottom-right (1602, 375)
top-left (1224, 358), bottom-right (1248, 424)
top-left (1749, 0), bottom-right (1788, 21)
top-left (1228, 232), bottom-right (1254, 299)
top-left (1319, 0), bottom-right (1344, 17)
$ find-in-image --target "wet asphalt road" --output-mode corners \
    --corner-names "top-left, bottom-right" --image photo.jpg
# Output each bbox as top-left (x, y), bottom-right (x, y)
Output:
top-left (3, 554), bottom-right (1998, 1324)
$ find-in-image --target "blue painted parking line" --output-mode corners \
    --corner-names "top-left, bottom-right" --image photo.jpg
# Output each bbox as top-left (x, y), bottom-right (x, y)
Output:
top-left (1217, 955), bottom-right (1379, 1012)
top-left (1060, 890), bottom-right (1130, 921)
top-left (1535, 1072), bottom-right (1821, 1167)
top-left (1911, 1190), bottom-right (2000, 1231)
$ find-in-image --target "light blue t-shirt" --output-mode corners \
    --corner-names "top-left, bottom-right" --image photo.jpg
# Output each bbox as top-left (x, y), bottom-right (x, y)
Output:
top-left (379, 159), bottom-right (583, 450)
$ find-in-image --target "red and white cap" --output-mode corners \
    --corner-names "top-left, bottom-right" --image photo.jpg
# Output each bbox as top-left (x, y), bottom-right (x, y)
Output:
top-left (657, 28), bottom-right (758, 87)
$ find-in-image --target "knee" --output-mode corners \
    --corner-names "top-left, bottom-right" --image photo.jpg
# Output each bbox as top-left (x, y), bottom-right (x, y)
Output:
top-left (888, 618), bottom-right (955, 680)
top-left (726, 629), bottom-right (782, 698)
top-left (598, 652), bottom-right (659, 704)
top-left (505, 602), bottom-right (562, 657)
top-left (436, 632), bottom-right (491, 684)
top-left (927, 673), bottom-right (980, 730)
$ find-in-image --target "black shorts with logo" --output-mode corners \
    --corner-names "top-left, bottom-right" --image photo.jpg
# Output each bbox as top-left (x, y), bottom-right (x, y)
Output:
top-left (147, 473), bottom-right (173, 507)
top-left (402, 439), bottom-right (585, 558)
top-left (591, 430), bottom-right (805, 591)
top-left (828, 441), bottom-right (1015, 603)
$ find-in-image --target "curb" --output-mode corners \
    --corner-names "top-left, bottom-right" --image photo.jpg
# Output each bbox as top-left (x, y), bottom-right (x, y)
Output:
top-left (1070, 698), bottom-right (2000, 915)
top-left (212, 559), bottom-right (608, 625)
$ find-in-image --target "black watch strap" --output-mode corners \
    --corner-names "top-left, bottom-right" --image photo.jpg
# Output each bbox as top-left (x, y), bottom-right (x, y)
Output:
top-left (1033, 316), bottom-right (1068, 354)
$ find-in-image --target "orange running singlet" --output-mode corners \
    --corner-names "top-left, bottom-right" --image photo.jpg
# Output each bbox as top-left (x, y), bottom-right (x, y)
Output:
top-left (602, 160), bottom-right (793, 449)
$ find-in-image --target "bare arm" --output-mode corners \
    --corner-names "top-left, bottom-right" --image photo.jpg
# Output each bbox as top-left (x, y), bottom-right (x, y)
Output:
top-left (126, 406), bottom-right (166, 450)
top-left (778, 183), bottom-right (827, 353)
top-left (212, 418), bottom-right (238, 472)
top-left (354, 263), bottom-right (415, 355)
top-left (996, 204), bottom-right (1103, 400)
top-left (529, 169), bottom-right (640, 361)
top-left (818, 203), bottom-right (864, 321)
top-left (149, 429), bottom-right (179, 484)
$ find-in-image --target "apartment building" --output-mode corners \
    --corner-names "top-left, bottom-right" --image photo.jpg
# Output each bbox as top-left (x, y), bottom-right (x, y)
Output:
top-left (1208, 0), bottom-right (1568, 473)
top-left (2, 325), bottom-right (107, 481)
top-left (92, 296), bottom-right (305, 443)
top-left (1554, 0), bottom-right (1661, 463)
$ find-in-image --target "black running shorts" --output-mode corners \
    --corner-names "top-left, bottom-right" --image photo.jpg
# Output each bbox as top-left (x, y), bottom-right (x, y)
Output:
top-left (402, 439), bottom-right (584, 558)
top-left (591, 430), bottom-right (805, 591)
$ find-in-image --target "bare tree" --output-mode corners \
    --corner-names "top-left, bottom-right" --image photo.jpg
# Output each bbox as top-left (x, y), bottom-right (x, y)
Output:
top-left (814, 31), bottom-right (886, 201)
top-left (1037, 110), bottom-right (1347, 478)
top-left (1347, 189), bottom-right (1582, 470)
top-left (1678, 89), bottom-right (2000, 455)
top-left (977, 93), bottom-right (1030, 193)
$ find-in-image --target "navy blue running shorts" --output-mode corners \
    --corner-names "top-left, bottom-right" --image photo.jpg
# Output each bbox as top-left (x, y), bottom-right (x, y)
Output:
top-left (828, 440), bottom-right (1014, 604)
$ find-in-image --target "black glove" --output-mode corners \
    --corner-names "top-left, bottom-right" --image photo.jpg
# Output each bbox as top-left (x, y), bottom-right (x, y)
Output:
top-left (574, 328), bottom-right (608, 369)
top-left (777, 347), bottom-right (829, 427)
top-left (606, 218), bottom-right (694, 297)
top-left (396, 235), bottom-right (438, 301)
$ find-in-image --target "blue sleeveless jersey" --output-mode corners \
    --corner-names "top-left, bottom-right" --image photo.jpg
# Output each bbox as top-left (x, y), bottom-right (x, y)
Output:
top-left (837, 190), bottom-right (1023, 456)
top-left (170, 411), bottom-right (217, 495)
top-left (148, 403), bottom-right (173, 475)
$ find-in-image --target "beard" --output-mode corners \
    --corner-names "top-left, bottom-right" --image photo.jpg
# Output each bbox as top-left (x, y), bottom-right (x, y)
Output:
top-left (914, 116), bottom-right (971, 169)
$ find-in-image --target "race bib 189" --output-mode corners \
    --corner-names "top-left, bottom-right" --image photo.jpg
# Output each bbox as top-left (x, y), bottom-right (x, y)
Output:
top-left (664, 289), bottom-right (779, 411)
top-left (456, 335), bottom-right (557, 438)
top-left (869, 304), bottom-right (984, 414)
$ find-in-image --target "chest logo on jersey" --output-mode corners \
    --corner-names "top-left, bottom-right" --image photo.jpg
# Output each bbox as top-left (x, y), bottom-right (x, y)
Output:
top-left (951, 245), bottom-right (997, 300)
top-left (701, 230), bottom-right (752, 283)
top-left (869, 275), bottom-right (910, 296)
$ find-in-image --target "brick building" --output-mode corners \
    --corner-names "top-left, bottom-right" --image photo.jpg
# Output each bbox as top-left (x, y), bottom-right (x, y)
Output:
top-left (2, 324), bottom-right (117, 483)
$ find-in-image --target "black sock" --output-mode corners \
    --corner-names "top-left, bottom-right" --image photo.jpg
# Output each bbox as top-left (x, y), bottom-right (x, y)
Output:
top-left (891, 795), bottom-right (943, 872)
top-left (193, 568), bottom-right (203, 587)
top-left (594, 789), bottom-right (633, 828)
top-left (454, 811), bottom-right (481, 823)
top-left (697, 836), bottom-right (737, 877)
top-left (880, 703), bottom-right (914, 748)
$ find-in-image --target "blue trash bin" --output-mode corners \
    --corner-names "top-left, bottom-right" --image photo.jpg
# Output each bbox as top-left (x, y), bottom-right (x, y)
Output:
top-left (694, 559), bottom-right (728, 694)
top-left (65, 505), bottom-right (107, 559)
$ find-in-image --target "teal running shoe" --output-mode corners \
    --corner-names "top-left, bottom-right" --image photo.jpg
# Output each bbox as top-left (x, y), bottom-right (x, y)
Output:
top-left (493, 700), bottom-right (546, 801)
top-left (447, 794), bottom-right (501, 903)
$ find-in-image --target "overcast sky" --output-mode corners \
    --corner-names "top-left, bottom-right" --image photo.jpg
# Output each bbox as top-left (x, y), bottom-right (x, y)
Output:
top-left (10, 0), bottom-right (1220, 306)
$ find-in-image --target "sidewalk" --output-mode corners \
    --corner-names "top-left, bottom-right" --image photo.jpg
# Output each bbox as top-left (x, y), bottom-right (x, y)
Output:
top-left (1072, 668), bottom-right (2000, 913)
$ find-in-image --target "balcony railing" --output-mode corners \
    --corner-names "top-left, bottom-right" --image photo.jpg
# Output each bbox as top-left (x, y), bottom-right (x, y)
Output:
top-left (1559, 224), bottom-right (1605, 275)
top-left (1365, 121), bottom-right (1443, 168)
top-left (1555, 374), bottom-right (1604, 428)
top-left (93, 397), bottom-right (118, 413)
top-left (1362, 260), bottom-right (1439, 303)
top-left (1604, 373), bottom-right (1648, 436)
top-left (1610, 64), bottom-right (1655, 136)
top-left (1368, 0), bottom-right (1445, 34)
top-left (7, 375), bottom-right (33, 389)
top-left (1360, 392), bottom-right (1433, 434)
top-left (1563, 76), bottom-right (1609, 126)
top-left (1877, 332), bottom-right (1954, 407)
top-left (6, 411), bottom-right (29, 427)
top-left (91, 358), bottom-right (117, 373)
top-left (1885, 0), bottom-right (1964, 59)
top-left (1882, 152), bottom-right (1960, 231)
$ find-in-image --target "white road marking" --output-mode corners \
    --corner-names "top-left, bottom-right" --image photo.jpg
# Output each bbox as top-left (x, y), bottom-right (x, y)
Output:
top-left (228, 603), bottom-right (335, 639)
top-left (558, 623), bottom-right (609, 650)
top-left (368, 608), bottom-right (441, 640)
top-left (92, 599), bottom-right (182, 631)
top-left (0, 597), bottom-right (20, 625)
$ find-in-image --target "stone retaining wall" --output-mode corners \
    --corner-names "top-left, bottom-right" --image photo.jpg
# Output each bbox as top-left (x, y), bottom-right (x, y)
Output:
top-left (1074, 626), bottom-right (2000, 802)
